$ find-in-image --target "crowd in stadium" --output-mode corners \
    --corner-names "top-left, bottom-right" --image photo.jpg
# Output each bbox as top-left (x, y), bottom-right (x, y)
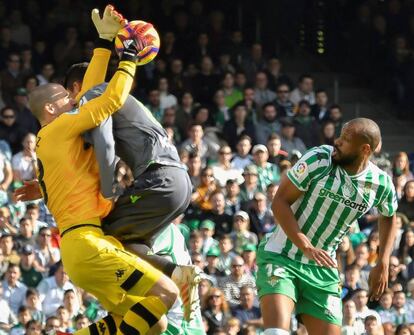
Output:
top-left (0, 1), bottom-right (413, 335)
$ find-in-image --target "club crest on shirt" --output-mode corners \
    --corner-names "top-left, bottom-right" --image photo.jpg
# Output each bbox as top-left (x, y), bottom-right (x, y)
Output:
top-left (342, 183), bottom-right (356, 198)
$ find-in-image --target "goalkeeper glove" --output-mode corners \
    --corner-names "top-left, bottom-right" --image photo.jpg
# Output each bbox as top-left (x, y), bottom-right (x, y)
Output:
top-left (91, 5), bottom-right (127, 41)
top-left (120, 36), bottom-right (147, 63)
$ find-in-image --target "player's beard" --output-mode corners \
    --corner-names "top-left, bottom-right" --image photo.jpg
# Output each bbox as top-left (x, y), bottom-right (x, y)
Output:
top-left (332, 146), bottom-right (359, 167)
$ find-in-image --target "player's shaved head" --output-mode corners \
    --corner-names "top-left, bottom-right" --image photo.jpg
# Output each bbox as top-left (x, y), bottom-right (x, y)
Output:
top-left (28, 84), bottom-right (68, 121)
top-left (345, 118), bottom-right (381, 153)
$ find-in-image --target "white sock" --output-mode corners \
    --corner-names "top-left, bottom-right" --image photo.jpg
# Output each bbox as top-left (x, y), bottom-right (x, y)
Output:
top-left (264, 328), bottom-right (290, 335)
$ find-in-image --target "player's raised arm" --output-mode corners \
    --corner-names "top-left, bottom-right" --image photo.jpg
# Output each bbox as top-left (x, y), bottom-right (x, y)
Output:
top-left (74, 5), bottom-right (128, 101)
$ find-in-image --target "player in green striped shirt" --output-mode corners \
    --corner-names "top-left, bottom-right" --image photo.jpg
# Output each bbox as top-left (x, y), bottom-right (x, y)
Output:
top-left (256, 118), bottom-right (398, 335)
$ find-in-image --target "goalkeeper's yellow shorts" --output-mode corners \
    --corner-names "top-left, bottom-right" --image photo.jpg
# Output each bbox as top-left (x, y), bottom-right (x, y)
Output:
top-left (60, 225), bottom-right (162, 315)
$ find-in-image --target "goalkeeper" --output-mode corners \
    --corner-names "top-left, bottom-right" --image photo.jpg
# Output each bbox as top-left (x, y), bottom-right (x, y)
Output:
top-left (16, 5), bottom-right (204, 333)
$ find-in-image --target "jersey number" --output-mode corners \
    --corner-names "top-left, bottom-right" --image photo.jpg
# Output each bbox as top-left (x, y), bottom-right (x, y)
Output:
top-left (37, 158), bottom-right (48, 205)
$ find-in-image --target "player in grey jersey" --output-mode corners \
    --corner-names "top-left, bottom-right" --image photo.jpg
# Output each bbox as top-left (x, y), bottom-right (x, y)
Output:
top-left (256, 118), bottom-right (398, 335)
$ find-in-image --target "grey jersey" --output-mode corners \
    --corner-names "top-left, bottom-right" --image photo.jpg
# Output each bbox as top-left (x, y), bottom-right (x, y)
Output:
top-left (81, 83), bottom-right (185, 198)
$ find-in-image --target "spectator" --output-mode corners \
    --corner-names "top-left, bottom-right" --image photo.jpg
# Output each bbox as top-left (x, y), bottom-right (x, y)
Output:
top-left (199, 220), bottom-right (219, 257)
top-left (187, 153), bottom-right (202, 189)
top-left (217, 52), bottom-right (236, 76)
top-left (223, 104), bottom-right (256, 151)
top-left (255, 103), bottom-right (282, 145)
top-left (367, 230), bottom-right (380, 266)
top-left (25, 204), bottom-right (47, 235)
top-left (0, 151), bottom-right (12, 204)
top-left (11, 88), bottom-right (39, 135)
top-left (145, 89), bottom-right (163, 122)
top-left (202, 288), bottom-right (231, 335)
top-left (19, 244), bottom-right (43, 288)
top-left (265, 57), bottom-right (292, 91)
top-left (203, 247), bottom-right (225, 286)
top-left (336, 236), bottom-right (356, 273)
top-left (320, 120), bottom-right (336, 146)
top-left (162, 107), bottom-right (181, 144)
top-left (342, 298), bottom-right (365, 335)
top-left (191, 167), bottom-right (217, 211)
top-left (36, 262), bottom-right (75, 317)
top-left (1, 233), bottom-right (20, 265)
top-left (398, 228), bottom-right (414, 265)
top-left (395, 324), bottom-right (412, 335)
top-left (364, 315), bottom-right (382, 335)
top-left (293, 100), bottom-right (320, 149)
top-left (181, 123), bottom-right (220, 166)
top-left (217, 235), bottom-right (237, 276)
top-left (290, 74), bottom-right (316, 105)
top-left (36, 63), bottom-right (54, 86)
top-left (10, 306), bottom-right (32, 335)
top-left (224, 317), bottom-right (241, 335)
top-left (393, 152), bottom-right (414, 199)
top-left (63, 289), bottom-right (82, 319)
top-left (56, 306), bottom-right (75, 333)
top-left (390, 291), bottom-right (413, 326)
top-left (279, 118), bottom-right (307, 157)
top-left (211, 145), bottom-right (243, 187)
top-left (326, 104), bottom-right (344, 137)
top-left (52, 26), bottom-right (82, 75)
top-left (241, 244), bottom-right (258, 278)
top-left (241, 43), bottom-right (266, 83)
top-left (0, 281), bottom-right (16, 335)
top-left (11, 133), bottom-right (37, 183)
top-left (389, 256), bottom-right (407, 288)
top-left (25, 320), bottom-right (42, 335)
top-left (2, 263), bottom-right (27, 314)
top-left (199, 278), bottom-right (213, 306)
top-left (23, 75), bottom-right (38, 95)
top-left (253, 71), bottom-right (276, 108)
top-left (192, 56), bottom-right (219, 104)
top-left (229, 211), bottom-right (258, 254)
top-left (201, 192), bottom-right (233, 237)
top-left (224, 179), bottom-right (242, 216)
top-left (212, 89), bottom-right (229, 129)
top-left (273, 83), bottom-right (294, 117)
top-left (0, 52), bottom-right (23, 105)
top-left (311, 89), bottom-right (330, 122)
top-left (231, 135), bottom-right (253, 171)
top-left (158, 77), bottom-right (177, 109)
top-left (251, 144), bottom-right (280, 192)
top-left (34, 227), bottom-right (60, 275)
top-left (232, 285), bottom-right (263, 330)
top-left (376, 288), bottom-right (394, 325)
top-left (222, 72), bottom-right (242, 108)
top-left (266, 133), bottom-right (289, 166)
top-left (74, 314), bottom-right (90, 330)
top-left (398, 180), bottom-right (414, 222)
top-left (353, 289), bottom-right (381, 324)
top-left (354, 243), bottom-right (371, 290)
top-left (342, 264), bottom-right (362, 300)
top-left (238, 87), bottom-right (259, 123)
top-left (176, 91), bottom-right (195, 133)
top-left (239, 165), bottom-right (259, 208)
top-left (248, 192), bottom-right (275, 238)
top-left (168, 58), bottom-right (188, 97)
top-left (0, 106), bottom-right (26, 154)
top-left (219, 256), bottom-right (255, 308)
top-left (25, 288), bottom-right (45, 325)
top-left (189, 233), bottom-right (203, 256)
top-left (44, 316), bottom-right (60, 334)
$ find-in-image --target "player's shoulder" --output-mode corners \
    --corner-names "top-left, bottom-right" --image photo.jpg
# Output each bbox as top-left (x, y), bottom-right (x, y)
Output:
top-left (367, 161), bottom-right (394, 188)
top-left (301, 145), bottom-right (333, 165)
top-left (79, 83), bottom-right (108, 105)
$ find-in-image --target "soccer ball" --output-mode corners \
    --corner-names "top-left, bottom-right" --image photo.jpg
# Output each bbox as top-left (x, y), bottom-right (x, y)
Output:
top-left (114, 20), bottom-right (160, 66)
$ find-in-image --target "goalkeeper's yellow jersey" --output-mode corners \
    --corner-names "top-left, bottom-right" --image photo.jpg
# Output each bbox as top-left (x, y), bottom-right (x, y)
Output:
top-left (35, 48), bottom-right (134, 232)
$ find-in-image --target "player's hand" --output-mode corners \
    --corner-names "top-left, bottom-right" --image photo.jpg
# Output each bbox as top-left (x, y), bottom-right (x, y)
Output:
top-left (13, 180), bottom-right (43, 202)
top-left (91, 5), bottom-right (127, 41)
top-left (303, 246), bottom-right (337, 268)
top-left (368, 262), bottom-right (389, 301)
top-left (114, 160), bottom-right (134, 190)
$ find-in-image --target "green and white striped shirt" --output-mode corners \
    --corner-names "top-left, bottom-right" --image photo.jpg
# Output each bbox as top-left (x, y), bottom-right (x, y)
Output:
top-left (264, 145), bottom-right (398, 265)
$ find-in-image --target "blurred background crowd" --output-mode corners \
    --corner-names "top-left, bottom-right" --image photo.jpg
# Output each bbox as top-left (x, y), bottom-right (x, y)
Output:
top-left (0, 1), bottom-right (413, 335)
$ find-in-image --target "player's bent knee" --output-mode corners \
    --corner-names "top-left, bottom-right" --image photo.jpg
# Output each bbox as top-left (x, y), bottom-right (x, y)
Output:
top-left (147, 274), bottom-right (179, 309)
